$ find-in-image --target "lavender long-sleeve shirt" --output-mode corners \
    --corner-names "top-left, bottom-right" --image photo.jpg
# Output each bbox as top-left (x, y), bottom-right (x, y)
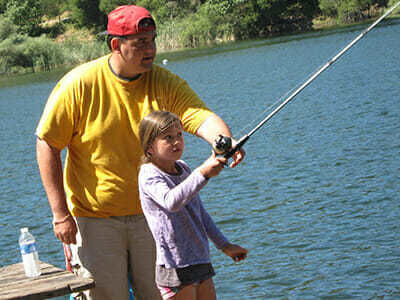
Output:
top-left (138, 160), bottom-right (229, 268)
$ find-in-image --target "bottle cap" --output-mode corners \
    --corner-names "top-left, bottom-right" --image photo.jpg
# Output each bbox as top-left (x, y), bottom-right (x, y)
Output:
top-left (21, 227), bottom-right (28, 233)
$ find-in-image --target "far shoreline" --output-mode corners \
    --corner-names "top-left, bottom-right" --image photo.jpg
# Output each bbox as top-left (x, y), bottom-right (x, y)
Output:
top-left (1, 15), bottom-right (399, 89)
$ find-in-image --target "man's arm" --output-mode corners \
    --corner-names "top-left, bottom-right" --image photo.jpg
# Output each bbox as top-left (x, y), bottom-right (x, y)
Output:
top-left (195, 113), bottom-right (245, 168)
top-left (36, 138), bottom-right (77, 244)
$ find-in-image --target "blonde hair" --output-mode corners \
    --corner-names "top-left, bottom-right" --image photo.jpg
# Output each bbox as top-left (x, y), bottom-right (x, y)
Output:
top-left (139, 111), bottom-right (182, 165)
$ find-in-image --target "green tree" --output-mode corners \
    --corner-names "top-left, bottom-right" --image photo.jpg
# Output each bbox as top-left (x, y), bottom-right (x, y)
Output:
top-left (338, 0), bottom-right (370, 22)
top-left (224, 0), bottom-right (319, 40)
top-left (137, 0), bottom-right (191, 22)
top-left (70, 0), bottom-right (106, 29)
top-left (319, 0), bottom-right (389, 22)
top-left (41, 0), bottom-right (64, 20)
top-left (99, 0), bottom-right (133, 14)
top-left (0, 0), bottom-right (7, 14)
top-left (388, 0), bottom-right (399, 11)
top-left (319, 0), bottom-right (340, 17)
top-left (5, 0), bottom-right (43, 36)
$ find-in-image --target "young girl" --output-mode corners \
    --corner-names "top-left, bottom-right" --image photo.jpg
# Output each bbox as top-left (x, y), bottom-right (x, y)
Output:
top-left (138, 111), bottom-right (248, 300)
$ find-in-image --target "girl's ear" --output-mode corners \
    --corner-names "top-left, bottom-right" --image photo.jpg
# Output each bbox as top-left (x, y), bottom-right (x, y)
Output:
top-left (147, 144), bottom-right (154, 157)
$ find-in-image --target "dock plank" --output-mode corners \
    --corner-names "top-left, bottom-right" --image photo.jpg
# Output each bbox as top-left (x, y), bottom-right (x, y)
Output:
top-left (0, 261), bottom-right (94, 299)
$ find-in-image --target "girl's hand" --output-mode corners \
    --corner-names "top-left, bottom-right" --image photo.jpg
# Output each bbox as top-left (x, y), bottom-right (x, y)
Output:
top-left (199, 152), bottom-right (227, 179)
top-left (222, 243), bottom-right (248, 262)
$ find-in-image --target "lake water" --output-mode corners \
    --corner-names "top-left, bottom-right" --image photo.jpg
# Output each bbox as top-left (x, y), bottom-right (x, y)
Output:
top-left (1, 20), bottom-right (399, 299)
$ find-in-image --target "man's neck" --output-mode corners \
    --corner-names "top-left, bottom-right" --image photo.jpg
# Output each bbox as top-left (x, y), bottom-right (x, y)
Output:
top-left (108, 55), bottom-right (141, 82)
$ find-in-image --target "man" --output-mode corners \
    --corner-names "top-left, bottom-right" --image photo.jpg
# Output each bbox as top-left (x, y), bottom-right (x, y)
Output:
top-left (36, 5), bottom-right (244, 300)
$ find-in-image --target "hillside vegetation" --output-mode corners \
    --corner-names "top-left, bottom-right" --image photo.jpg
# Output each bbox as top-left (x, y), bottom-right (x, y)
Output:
top-left (0, 0), bottom-right (398, 75)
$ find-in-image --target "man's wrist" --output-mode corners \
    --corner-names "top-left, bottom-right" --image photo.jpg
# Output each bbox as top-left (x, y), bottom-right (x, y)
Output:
top-left (52, 214), bottom-right (72, 226)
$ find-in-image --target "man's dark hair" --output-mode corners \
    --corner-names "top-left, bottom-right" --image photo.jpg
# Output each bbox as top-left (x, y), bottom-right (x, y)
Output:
top-left (139, 18), bottom-right (155, 30)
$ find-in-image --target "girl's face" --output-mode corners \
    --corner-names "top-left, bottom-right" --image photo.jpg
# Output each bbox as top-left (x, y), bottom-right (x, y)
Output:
top-left (148, 122), bottom-right (184, 173)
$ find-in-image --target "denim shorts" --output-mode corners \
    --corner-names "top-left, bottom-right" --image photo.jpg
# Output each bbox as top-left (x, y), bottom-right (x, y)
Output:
top-left (155, 263), bottom-right (215, 287)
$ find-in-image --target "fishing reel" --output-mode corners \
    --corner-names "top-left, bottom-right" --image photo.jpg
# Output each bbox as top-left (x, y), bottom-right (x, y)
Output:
top-left (212, 135), bottom-right (232, 156)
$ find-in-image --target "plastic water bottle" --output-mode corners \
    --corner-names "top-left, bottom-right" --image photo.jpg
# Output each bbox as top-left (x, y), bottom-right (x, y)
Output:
top-left (19, 227), bottom-right (41, 278)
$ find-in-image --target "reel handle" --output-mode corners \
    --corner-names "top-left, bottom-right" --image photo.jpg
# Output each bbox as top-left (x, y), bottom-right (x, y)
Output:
top-left (212, 135), bottom-right (232, 156)
top-left (212, 134), bottom-right (250, 159)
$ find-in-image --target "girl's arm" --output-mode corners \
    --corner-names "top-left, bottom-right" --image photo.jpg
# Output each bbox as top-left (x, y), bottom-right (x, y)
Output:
top-left (139, 167), bottom-right (208, 212)
top-left (199, 201), bottom-right (248, 262)
top-left (222, 243), bottom-right (248, 262)
top-left (139, 154), bottom-right (226, 212)
top-left (198, 200), bottom-right (229, 249)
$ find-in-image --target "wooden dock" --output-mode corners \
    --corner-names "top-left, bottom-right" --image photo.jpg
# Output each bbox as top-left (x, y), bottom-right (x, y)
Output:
top-left (0, 261), bottom-right (95, 299)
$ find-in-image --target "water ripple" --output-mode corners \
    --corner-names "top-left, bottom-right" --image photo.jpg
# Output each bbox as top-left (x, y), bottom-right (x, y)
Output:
top-left (1, 22), bottom-right (400, 299)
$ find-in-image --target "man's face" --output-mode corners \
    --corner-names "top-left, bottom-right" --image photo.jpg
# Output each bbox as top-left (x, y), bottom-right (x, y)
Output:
top-left (118, 30), bottom-right (157, 74)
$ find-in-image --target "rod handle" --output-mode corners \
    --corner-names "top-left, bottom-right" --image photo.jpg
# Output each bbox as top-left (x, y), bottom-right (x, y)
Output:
top-left (224, 135), bottom-right (250, 159)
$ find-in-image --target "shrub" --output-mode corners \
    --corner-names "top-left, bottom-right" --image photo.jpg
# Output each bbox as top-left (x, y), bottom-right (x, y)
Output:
top-left (61, 37), bottom-right (108, 65)
top-left (0, 17), bottom-right (17, 41)
top-left (23, 35), bottom-right (64, 71)
top-left (388, 0), bottom-right (400, 13)
top-left (0, 36), bottom-right (33, 73)
top-left (0, 34), bottom-right (65, 73)
top-left (157, 21), bottom-right (181, 51)
top-left (173, 4), bottom-right (230, 49)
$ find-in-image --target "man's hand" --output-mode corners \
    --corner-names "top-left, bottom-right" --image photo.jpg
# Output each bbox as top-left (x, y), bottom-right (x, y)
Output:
top-left (53, 215), bottom-right (77, 245)
top-left (229, 139), bottom-right (246, 168)
top-left (196, 114), bottom-right (246, 168)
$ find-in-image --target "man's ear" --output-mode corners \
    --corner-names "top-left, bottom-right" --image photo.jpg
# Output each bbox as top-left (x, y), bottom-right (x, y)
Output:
top-left (110, 37), bottom-right (122, 53)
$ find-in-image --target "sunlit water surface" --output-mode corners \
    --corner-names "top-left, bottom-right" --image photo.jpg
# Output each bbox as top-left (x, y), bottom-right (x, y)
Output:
top-left (1, 21), bottom-right (399, 299)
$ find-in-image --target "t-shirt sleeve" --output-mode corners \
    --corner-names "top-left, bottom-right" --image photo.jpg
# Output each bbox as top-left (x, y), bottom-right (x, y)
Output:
top-left (35, 75), bottom-right (79, 150)
top-left (156, 68), bottom-right (214, 135)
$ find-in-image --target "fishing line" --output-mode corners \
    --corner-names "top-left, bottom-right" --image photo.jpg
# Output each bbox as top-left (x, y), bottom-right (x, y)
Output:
top-left (236, 84), bottom-right (300, 138)
top-left (236, 59), bottom-right (329, 139)
top-left (213, 1), bottom-right (400, 158)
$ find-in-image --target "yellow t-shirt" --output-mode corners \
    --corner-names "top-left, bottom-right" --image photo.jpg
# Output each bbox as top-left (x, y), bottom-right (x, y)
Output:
top-left (36, 54), bottom-right (213, 217)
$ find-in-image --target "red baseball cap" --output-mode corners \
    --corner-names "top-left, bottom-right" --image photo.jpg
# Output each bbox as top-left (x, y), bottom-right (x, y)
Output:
top-left (106, 5), bottom-right (155, 36)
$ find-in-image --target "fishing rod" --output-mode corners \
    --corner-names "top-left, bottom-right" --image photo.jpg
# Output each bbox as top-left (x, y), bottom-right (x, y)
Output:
top-left (213, 1), bottom-right (400, 158)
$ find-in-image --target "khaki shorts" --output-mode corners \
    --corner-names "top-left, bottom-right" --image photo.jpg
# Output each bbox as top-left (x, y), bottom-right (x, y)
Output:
top-left (70, 215), bottom-right (161, 300)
